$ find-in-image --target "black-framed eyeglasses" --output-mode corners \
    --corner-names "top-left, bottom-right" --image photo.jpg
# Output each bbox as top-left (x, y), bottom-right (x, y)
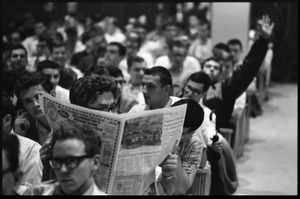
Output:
top-left (96, 104), bottom-right (119, 113)
top-left (49, 154), bottom-right (94, 170)
top-left (184, 85), bottom-right (202, 96)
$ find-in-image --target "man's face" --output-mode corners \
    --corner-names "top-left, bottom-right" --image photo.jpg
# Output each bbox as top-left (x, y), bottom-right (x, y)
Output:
top-left (52, 46), bottom-right (66, 67)
top-left (20, 85), bottom-right (44, 120)
top-left (142, 75), bottom-right (168, 109)
top-left (197, 24), bottom-right (209, 41)
top-left (104, 45), bottom-right (122, 67)
top-left (34, 22), bottom-right (46, 36)
top-left (128, 61), bottom-right (146, 86)
top-left (202, 60), bottom-right (221, 83)
top-left (125, 40), bottom-right (139, 57)
top-left (2, 150), bottom-right (15, 195)
top-left (87, 91), bottom-right (118, 113)
top-left (42, 68), bottom-right (60, 88)
top-left (170, 46), bottom-right (186, 68)
top-left (9, 49), bottom-right (27, 71)
top-left (165, 25), bottom-right (178, 40)
top-left (53, 138), bottom-right (95, 195)
top-left (228, 44), bottom-right (242, 63)
top-left (183, 80), bottom-right (206, 102)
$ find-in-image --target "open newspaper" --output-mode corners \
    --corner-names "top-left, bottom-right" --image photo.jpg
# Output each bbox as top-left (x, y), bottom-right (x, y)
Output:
top-left (39, 92), bottom-right (187, 195)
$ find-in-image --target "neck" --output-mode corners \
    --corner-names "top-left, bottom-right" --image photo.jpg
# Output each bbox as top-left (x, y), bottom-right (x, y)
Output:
top-left (149, 96), bottom-right (170, 110)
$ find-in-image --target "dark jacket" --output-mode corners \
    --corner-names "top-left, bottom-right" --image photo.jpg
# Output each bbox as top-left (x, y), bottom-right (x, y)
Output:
top-left (203, 37), bottom-right (269, 130)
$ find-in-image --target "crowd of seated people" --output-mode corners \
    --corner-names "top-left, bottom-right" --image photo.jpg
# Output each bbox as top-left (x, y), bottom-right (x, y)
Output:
top-left (2, 3), bottom-right (274, 195)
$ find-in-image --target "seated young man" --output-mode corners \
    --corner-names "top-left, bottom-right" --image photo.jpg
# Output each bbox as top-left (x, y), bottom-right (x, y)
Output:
top-left (36, 60), bottom-right (70, 103)
top-left (2, 95), bottom-right (43, 190)
top-left (107, 66), bottom-right (139, 113)
top-left (69, 75), bottom-right (119, 113)
top-left (181, 71), bottom-right (238, 195)
top-left (129, 67), bottom-right (205, 195)
top-left (20, 124), bottom-right (106, 195)
top-left (14, 72), bottom-right (53, 145)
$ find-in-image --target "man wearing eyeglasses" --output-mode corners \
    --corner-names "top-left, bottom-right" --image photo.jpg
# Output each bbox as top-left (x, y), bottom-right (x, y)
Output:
top-left (70, 75), bottom-right (119, 113)
top-left (20, 124), bottom-right (106, 195)
top-left (180, 71), bottom-right (238, 195)
top-left (107, 66), bottom-right (139, 114)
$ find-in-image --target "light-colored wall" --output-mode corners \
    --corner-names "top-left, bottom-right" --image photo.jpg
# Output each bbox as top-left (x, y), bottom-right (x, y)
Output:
top-left (211, 3), bottom-right (251, 59)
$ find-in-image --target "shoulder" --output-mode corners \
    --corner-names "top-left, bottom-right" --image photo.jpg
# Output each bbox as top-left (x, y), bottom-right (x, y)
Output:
top-left (128, 104), bottom-right (147, 113)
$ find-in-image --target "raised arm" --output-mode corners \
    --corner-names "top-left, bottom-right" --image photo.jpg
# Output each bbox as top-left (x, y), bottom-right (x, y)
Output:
top-left (225, 15), bottom-right (275, 99)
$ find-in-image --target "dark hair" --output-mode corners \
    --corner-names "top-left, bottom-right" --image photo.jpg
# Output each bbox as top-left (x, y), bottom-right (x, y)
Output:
top-left (187, 71), bottom-right (212, 92)
top-left (52, 124), bottom-right (102, 157)
top-left (201, 57), bottom-right (222, 71)
top-left (2, 95), bottom-right (17, 125)
top-left (2, 68), bottom-right (18, 97)
top-left (107, 66), bottom-right (123, 78)
top-left (51, 41), bottom-right (66, 53)
top-left (172, 99), bottom-right (204, 132)
top-left (167, 38), bottom-right (187, 50)
top-left (2, 133), bottom-right (20, 172)
top-left (14, 72), bottom-right (48, 99)
top-left (199, 18), bottom-right (211, 31)
top-left (59, 68), bottom-right (78, 90)
top-left (213, 42), bottom-right (230, 53)
top-left (7, 44), bottom-right (28, 60)
top-left (81, 31), bottom-right (93, 44)
top-left (127, 55), bottom-right (145, 70)
top-left (36, 60), bottom-right (60, 73)
top-left (227, 38), bottom-right (243, 51)
top-left (84, 65), bottom-right (110, 77)
top-left (70, 75), bottom-right (118, 108)
top-left (126, 31), bottom-right (142, 50)
top-left (144, 66), bottom-right (172, 88)
top-left (108, 42), bottom-right (126, 57)
top-left (38, 36), bottom-right (53, 52)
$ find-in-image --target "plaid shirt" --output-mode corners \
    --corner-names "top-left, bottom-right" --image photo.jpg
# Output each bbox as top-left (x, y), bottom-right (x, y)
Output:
top-left (178, 133), bottom-right (203, 175)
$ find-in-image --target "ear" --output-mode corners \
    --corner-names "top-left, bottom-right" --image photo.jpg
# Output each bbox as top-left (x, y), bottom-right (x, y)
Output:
top-left (91, 154), bottom-right (101, 171)
top-left (50, 90), bottom-right (56, 97)
top-left (3, 114), bottom-right (12, 127)
top-left (164, 85), bottom-right (172, 96)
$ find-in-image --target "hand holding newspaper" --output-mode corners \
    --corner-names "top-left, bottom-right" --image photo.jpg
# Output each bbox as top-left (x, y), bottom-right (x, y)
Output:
top-left (39, 92), bottom-right (186, 195)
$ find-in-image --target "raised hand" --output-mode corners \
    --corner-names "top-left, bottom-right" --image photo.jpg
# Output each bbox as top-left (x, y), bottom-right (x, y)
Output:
top-left (256, 15), bottom-right (275, 40)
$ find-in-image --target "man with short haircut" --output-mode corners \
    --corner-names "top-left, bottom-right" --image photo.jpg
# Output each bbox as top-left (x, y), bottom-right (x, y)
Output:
top-left (181, 71), bottom-right (238, 195)
top-left (20, 124), bottom-right (106, 195)
top-left (107, 66), bottom-right (139, 113)
top-left (227, 38), bottom-right (243, 68)
top-left (202, 15), bottom-right (274, 133)
top-left (37, 60), bottom-right (70, 103)
top-left (155, 39), bottom-right (201, 96)
top-left (129, 66), bottom-right (204, 195)
top-left (51, 42), bottom-right (83, 87)
top-left (188, 19), bottom-right (213, 64)
top-left (103, 42), bottom-right (126, 69)
top-left (122, 55), bottom-right (146, 104)
top-left (6, 44), bottom-right (29, 78)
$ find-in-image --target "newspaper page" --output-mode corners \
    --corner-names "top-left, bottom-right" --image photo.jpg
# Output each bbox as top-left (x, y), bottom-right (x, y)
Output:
top-left (110, 104), bottom-right (187, 195)
top-left (39, 92), bottom-right (123, 194)
top-left (39, 92), bottom-right (186, 195)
